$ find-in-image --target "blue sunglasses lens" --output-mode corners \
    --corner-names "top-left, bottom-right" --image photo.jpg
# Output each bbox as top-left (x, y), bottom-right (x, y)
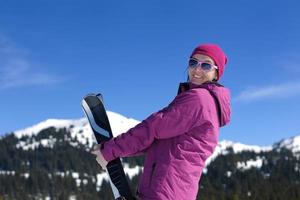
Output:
top-left (189, 59), bottom-right (212, 70)
top-left (201, 63), bottom-right (212, 70)
top-left (188, 59), bottom-right (198, 67)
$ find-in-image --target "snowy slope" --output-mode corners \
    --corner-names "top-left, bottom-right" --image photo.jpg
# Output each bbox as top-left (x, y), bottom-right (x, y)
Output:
top-left (14, 111), bottom-right (140, 150)
top-left (273, 135), bottom-right (300, 154)
top-left (10, 110), bottom-right (300, 158)
top-left (3, 110), bottom-right (299, 195)
top-left (205, 140), bottom-right (272, 166)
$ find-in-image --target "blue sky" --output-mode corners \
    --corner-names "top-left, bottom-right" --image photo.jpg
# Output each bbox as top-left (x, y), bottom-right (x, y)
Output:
top-left (0, 0), bottom-right (300, 146)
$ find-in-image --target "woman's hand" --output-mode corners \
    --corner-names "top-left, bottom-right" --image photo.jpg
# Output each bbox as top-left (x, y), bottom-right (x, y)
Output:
top-left (91, 144), bottom-right (108, 170)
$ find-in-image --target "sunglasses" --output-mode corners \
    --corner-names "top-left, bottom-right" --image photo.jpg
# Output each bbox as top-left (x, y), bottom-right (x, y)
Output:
top-left (188, 58), bottom-right (218, 71)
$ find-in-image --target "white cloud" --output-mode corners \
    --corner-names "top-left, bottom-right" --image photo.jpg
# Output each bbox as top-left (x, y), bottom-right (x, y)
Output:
top-left (0, 34), bottom-right (66, 90)
top-left (233, 81), bottom-right (300, 102)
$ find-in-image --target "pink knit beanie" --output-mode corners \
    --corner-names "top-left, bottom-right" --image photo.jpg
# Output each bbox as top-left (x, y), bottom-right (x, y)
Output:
top-left (190, 44), bottom-right (228, 80)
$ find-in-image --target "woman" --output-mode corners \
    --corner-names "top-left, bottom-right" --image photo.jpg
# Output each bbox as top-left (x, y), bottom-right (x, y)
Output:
top-left (92, 44), bottom-right (231, 200)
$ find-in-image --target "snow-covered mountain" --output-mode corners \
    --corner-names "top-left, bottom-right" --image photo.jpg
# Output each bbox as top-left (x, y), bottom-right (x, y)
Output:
top-left (13, 111), bottom-right (140, 151)
top-left (10, 112), bottom-right (300, 185)
top-left (1, 111), bottom-right (300, 199)
top-left (205, 140), bottom-right (272, 166)
top-left (8, 111), bottom-right (142, 191)
top-left (11, 110), bottom-right (300, 157)
top-left (273, 135), bottom-right (300, 154)
top-left (11, 110), bottom-right (300, 158)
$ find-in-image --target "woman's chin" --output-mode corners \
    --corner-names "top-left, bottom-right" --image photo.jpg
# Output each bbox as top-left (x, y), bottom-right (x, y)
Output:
top-left (190, 79), bottom-right (204, 85)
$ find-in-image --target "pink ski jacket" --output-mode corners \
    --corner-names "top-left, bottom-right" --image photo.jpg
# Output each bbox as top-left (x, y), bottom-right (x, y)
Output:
top-left (101, 81), bottom-right (231, 200)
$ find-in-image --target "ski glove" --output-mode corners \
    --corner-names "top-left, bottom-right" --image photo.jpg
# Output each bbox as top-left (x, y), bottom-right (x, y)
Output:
top-left (92, 144), bottom-right (108, 170)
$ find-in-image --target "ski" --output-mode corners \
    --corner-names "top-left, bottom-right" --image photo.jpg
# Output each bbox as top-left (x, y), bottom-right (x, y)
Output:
top-left (81, 93), bottom-right (134, 200)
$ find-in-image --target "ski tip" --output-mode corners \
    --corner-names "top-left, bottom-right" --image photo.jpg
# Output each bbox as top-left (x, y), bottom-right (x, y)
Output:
top-left (83, 93), bottom-right (96, 99)
top-left (82, 93), bottom-right (103, 99)
top-left (96, 93), bottom-right (103, 101)
top-left (81, 93), bottom-right (104, 105)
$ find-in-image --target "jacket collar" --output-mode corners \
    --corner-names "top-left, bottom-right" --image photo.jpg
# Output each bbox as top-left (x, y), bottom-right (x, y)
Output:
top-left (177, 81), bottom-right (231, 127)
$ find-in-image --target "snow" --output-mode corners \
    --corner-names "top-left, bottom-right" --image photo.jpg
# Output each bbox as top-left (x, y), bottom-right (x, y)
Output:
top-left (72, 172), bottom-right (79, 179)
top-left (236, 157), bottom-right (264, 171)
top-left (82, 179), bottom-right (88, 185)
top-left (7, 109), bottom-right (300, 168)
top-left (226, 171), bottom-right (232, 177)
top-left (96, 173), bottom-right (109, 189)
top-left (69, 195), bottom-right (76, 200)
top-left (13, 111), bottom-right (140, 151)
top-left (0, 171), bottom-right (31, 178)
top-left (14, 111), bottom-right (139, 140)
top-left (107, 111), bottom-right (140, 136)
top-left (14, 118), bottom-right (91, 150)
top-left (13, 111), bottom-right (277, 159)
top-left (95, 165), bottom-right (143, 190)
top-left (46, 166), bottom-right (141, 189)
top-left (295, 164), bottom-right (299, 172)
top-left (247, 192), bottom-right (252, 197)
top-left (218, 140), bottom-right (272, 154)
top-left (23, 173), bottom-right (30, 179)
top-left (14, 118), bottom-right (85, 139)
top-left (0, 170), bottom-right (15, 175)
top-left (16, 137), bottom-right (57, 150)
top-left (275, 135), bottom-right (300, 154)
top-left (123, 163), bottom-right (142, 179)
top-left (205, 140), bottom-right (272, 166)
top-left (76, 179), bottom-right (81, 187)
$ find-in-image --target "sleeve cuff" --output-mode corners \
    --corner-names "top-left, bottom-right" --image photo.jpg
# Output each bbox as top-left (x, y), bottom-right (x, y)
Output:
top-left (100, 141), bottom-right (116, 162)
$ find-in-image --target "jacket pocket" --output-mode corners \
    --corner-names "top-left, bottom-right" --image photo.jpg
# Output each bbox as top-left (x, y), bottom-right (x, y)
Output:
top-left (149, 163), bottom-right (156, 187)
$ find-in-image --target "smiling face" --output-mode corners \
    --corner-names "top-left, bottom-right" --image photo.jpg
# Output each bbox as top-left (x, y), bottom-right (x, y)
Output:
top-left (188, 54), bottom-right (218, 85)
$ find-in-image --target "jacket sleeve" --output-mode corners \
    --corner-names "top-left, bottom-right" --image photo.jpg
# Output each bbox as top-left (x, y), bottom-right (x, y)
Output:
top-left (100, 89), bottom-right (205, 162)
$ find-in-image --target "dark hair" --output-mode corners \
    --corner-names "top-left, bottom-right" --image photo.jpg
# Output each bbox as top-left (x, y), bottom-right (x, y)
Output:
top-left (213, 69), bottom-right (219, 82)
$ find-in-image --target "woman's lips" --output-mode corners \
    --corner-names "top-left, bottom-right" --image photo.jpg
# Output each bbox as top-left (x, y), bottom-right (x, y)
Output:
top-left (192, 74), bottom-right (202, 79)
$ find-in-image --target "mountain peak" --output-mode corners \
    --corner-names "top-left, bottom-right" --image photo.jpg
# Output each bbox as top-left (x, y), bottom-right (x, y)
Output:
top-left (7, 111), bottom-right (300, 157)
top-left (12, 111), bottom-right (141, 150)
top-left (14, 118), bottom-right (87, 139)
top-left (273, 134), bottom-right (300, 154)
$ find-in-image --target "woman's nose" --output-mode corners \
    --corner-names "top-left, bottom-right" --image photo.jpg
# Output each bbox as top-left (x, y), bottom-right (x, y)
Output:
top-left (194, 66), bottom-right (203, 72)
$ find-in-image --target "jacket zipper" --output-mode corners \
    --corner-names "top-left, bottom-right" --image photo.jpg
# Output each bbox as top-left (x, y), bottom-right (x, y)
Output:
top-left (149, 163), bottom-right (156, 187)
